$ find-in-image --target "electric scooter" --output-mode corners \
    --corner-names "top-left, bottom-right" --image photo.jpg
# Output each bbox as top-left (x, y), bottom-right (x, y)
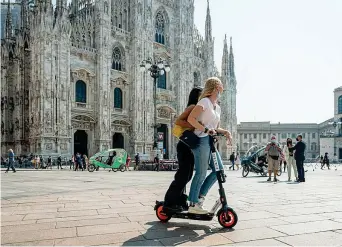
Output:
top-left (154, 134), bottom-right (238, 229)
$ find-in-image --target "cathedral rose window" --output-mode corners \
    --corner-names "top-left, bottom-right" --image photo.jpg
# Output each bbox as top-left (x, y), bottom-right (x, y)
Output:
top-left (155, 12), bottom-right (165, 45)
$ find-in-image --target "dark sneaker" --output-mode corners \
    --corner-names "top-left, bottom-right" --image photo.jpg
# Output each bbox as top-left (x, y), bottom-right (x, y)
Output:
top-left (267, 178), bottom-right (271, 182)
top-left (273, 178), bottom-right (278, 182)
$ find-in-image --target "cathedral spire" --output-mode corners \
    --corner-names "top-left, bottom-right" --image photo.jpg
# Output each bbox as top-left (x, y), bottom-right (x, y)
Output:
top-left (229, 37), bottom-right (236, 79)
top-left (205, 0), bottom-right (212, 41)
top-left (221, 34), bottom-right (229, 81)
top-left (5, 0), bottom-right (12, 39)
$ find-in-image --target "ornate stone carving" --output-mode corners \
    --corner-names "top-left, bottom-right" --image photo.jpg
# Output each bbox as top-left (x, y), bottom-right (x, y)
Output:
top-left (1, 121), bottom-right (4, 135)
top-left (112, 120), bottom-right (131, 126)
top-left (60, 143), bottom-right (67, 150)
top-left (45, 143), bottom-right (52, 150)
top-left (72, 121), bottom-right (91, 130)
top-left (158, 107), bottom-right (171, 119)
top-left (15, 118), bottom-right (20, 131)
top-left (24, 118), bottom-right (30, 133)
top-left (73, 115), bottom-right (95, 122)
top-left (15, 91), bottom-right (20, 106)
top-left (9, 123), bottom-right (14, 134)
top-left (1, 97), bottom-right (5, 110)
top-left (8, 97), bottom-right (14, 111)
top-left (24, 91), bottom-right (29, 106)
top-left (45, 112), bottom-right (51, 127)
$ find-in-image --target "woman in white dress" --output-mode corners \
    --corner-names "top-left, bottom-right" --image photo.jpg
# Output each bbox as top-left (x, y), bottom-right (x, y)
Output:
top-left (235, 153), bottom-right (241, 170)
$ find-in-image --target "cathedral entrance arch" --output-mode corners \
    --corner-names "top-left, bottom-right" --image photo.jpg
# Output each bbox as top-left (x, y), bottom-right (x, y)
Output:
top-left (112, 133), bottom-right (124, 149)
top-left (74, 130), bottom-right (88, 155)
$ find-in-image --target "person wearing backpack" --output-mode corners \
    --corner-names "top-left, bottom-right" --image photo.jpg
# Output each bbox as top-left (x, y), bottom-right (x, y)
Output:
top-left (265, 136), bottom-right (283, 182)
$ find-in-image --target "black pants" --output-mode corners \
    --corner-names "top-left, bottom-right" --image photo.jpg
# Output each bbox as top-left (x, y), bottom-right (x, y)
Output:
top-left (154, 162), bottom-right (160, 171)
top-left (164, 141), bottom-right (194, 207)
top-left (296, 159), bottom-right (305, 181)
top-left (57, 162), bottom-right (62, 169)
top-left (321, 160), bottom-right (330, 169)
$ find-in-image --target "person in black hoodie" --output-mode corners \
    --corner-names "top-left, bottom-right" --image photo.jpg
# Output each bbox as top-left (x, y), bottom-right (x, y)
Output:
top-left (163, 87), bottom-right (203, 213)
top-left (289, 134), bottom-right (306, 182)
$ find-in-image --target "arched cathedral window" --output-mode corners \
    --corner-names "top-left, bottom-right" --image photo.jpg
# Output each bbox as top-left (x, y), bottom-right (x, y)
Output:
top-left (155, 12), bottom-right (165, 45)
top-left (114, 88), bottom-right (123, 109)
top-left (157, 70), bottom-right (166, 89)
top-left (338, 96), bottom-right (342, 114)
top-left (112, 47), bottom-right (123, 71)
top-left (75, 80), bottom-right (87, 103)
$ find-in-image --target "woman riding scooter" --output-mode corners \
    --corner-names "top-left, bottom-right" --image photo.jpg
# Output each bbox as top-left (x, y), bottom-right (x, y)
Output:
top-left (163, 87), bottom-right (203, 213)
top-left (187, 77), bottom-right (232, 214)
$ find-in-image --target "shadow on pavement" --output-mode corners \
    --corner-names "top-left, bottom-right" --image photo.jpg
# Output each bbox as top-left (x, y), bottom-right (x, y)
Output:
top-left (122, 221), bottom-right (234, 246)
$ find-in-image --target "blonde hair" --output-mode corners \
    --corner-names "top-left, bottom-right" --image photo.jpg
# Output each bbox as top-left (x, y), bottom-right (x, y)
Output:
top-left (199, 77), bottom-right (222, 100)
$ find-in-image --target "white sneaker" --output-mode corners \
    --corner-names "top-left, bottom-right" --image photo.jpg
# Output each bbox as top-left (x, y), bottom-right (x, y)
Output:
top-left (188, 204), bottom-right (209, 214)
top-left (198, 197), bottom-right (205, 208)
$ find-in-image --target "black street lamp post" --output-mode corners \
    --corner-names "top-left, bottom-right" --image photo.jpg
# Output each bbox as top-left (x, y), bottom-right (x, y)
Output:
top-left (140, 58), bottom-right (170, 149)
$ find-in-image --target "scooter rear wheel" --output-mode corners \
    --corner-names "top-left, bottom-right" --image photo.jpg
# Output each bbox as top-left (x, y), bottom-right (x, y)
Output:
top-left (218, 208), bottom-right (238, 228)
top-left (156, 205), bottom-right (171, 223)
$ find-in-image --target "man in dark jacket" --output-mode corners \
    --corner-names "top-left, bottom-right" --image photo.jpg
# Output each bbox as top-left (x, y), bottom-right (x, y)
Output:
top-left (289, 134), bottom-right (306, 182)
top-left (229, 152), bottom-right (235, 170)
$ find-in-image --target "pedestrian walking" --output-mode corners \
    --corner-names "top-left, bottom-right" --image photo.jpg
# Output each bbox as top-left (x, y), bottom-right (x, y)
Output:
top-left (134, 153), bottom-right (140, 170)
top-left (5, 149), bottom-right (16, 173)
top-left (47, 156), bottom-right (52, 169)
top-left (57, 155), bottom-right (63, 169)
top-left (235, 153), bottom-right (241, 170)
top-left (229, 152), bottom-right (236, 170)
top-left (322, 153), bottom-right (330, 170)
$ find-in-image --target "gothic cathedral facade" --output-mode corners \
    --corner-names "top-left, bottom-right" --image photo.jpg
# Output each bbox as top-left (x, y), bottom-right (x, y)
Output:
top-left (1, 0), bottom-right (237, 160)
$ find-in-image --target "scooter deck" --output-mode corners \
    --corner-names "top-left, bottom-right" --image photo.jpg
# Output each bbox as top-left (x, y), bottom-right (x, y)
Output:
top-left (170, 212), bottom-right (215, 221)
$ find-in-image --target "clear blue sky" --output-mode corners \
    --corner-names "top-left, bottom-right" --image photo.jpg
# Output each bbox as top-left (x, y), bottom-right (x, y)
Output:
top-left (194, 0), bottom-right (342, 124)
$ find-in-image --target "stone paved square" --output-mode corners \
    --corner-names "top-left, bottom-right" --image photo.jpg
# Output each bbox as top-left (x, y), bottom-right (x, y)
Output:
top-left (1, 167), bottom-right (342, 246)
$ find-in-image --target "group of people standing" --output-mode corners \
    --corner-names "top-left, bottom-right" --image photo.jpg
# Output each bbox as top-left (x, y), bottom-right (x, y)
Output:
top-left (264, 135), bottom-right (306, 183)
top-left (70, 153), bottom-right (89, 171)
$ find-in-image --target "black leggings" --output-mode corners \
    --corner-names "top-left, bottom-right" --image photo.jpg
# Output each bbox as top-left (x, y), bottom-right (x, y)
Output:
top-left (164, 141), bottom-right (194, 207)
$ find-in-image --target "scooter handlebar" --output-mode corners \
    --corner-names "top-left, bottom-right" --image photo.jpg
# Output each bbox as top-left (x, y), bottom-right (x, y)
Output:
top-left (210, 133), bottom-right (225, 137)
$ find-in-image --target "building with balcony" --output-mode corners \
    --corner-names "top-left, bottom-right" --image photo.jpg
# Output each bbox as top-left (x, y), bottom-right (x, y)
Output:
top-left (1, 0), bottom-right (238, 159)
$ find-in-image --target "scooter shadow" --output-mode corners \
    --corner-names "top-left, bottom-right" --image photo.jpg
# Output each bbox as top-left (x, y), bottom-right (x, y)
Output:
top-left (121, 221), bottom-right (235, 246)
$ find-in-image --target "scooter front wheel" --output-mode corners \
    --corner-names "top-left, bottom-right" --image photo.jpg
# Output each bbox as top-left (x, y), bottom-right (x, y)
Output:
top-left (218, 208), bottom-right (238, 228)
top-left (242, 166), bottom-right (249, 177)
top-left (156, 205), bottom-right (171, 223)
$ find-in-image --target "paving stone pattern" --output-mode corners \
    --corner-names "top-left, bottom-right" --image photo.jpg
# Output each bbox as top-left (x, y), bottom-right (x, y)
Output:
top-left (1, 168), bottom-right (342, 246)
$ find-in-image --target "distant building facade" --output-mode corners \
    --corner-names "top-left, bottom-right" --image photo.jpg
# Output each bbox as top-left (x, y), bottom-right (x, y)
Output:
top-left (237, 122), bottom-right (320, 158)
top-left (319, 87), bottom-right (342, 160)
top-left (237, 86), bottom-right (342, 160)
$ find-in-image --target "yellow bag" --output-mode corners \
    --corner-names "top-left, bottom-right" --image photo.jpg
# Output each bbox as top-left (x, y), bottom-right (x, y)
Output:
top-left (172, 125), bottom-right (191, 138)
